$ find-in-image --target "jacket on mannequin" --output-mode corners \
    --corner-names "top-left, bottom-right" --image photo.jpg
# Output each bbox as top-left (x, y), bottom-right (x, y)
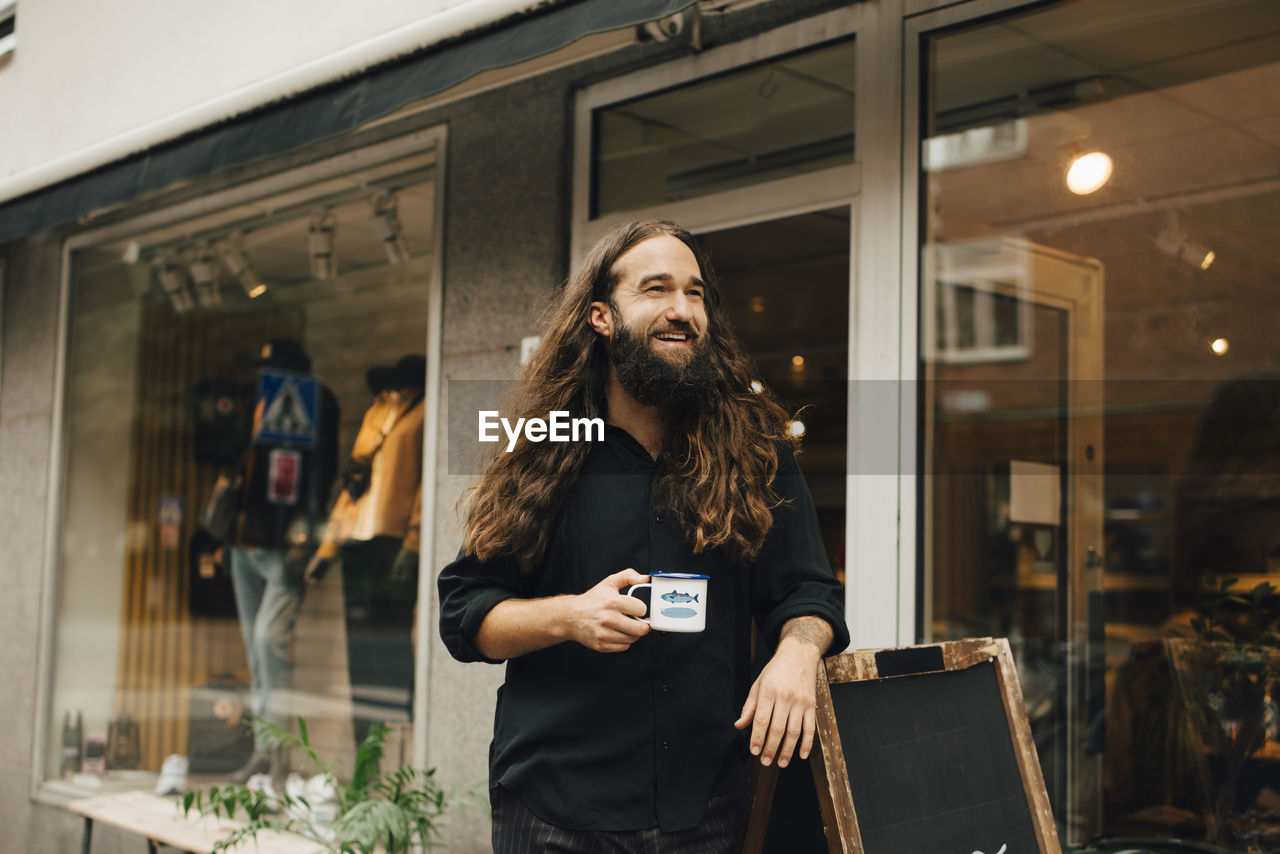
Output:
top-left (310, 385), bottom-right (424, 567)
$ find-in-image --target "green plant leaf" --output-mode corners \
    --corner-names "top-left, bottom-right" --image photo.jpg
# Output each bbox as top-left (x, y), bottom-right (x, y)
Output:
top-left (336, 799), bottom-right (413, 853)
top-left (185, 715), bottom-right (454, 853)
top-left (345, 724), bottom-right (389, 809)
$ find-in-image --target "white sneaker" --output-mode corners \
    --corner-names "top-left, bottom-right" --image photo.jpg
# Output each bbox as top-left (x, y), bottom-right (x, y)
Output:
top-left (155, 755), bottom-right (188, 796)
top-left (246, 773), bottom-right (277, 799)
top-left (307, 774), bottom-right (340, 826)
top-left (285, 773), bottom-right (310, 823)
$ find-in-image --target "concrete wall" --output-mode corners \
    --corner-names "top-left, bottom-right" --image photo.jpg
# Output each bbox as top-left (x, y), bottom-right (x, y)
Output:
top-left (0, 232), bottom-right (104, 852)
top-left (426, 75), bottom-right (571, 850)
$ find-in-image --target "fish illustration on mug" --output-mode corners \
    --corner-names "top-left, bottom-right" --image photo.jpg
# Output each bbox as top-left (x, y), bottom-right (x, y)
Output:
top-left (661, 590), bottom-right (699, 605)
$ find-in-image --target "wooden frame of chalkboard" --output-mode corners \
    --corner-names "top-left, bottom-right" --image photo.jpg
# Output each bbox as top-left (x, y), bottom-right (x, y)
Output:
top-left (808, 637), bottom-right (1062, 854)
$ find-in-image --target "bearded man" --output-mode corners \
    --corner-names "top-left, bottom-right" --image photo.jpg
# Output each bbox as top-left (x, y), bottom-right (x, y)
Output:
top-left (438, 219), bottom-right (848, 852)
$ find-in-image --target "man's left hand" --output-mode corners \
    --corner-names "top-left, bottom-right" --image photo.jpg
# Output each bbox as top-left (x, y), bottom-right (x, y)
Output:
top-left (733, 616), bottom-right (832, 768)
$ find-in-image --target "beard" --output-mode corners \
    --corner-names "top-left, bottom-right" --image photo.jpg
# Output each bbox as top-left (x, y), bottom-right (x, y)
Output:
top-left (609, 312), bottom-right (717, 411)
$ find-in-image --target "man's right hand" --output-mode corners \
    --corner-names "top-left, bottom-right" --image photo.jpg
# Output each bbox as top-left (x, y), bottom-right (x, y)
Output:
top-left (565, 568), bottom-right (651, 652)
top-left (471, 568), bottom-right (652, 660)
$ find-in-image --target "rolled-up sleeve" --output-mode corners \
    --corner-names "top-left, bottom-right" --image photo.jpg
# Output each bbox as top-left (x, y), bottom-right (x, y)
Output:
top-left (750, 447), bottom-right (851, 655)
top-left (437, 549), bottom-right (525, 664)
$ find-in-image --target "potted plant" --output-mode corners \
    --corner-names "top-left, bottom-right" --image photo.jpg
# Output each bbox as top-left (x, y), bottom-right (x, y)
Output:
top-left (1182, 576), bottom-right (1280, 846)
top-left (183, 717), bottom-right (471, 852)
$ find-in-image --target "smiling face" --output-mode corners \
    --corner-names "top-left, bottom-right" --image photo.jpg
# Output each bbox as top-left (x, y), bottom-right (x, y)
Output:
top-left (590, 233), bottom-right (717, 409)
top-left (598, 233), bottom-right (709, 360)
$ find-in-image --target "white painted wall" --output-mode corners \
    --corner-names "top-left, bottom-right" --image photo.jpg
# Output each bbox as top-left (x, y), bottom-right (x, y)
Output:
top-left (0, 0), bottom-right (534, 200)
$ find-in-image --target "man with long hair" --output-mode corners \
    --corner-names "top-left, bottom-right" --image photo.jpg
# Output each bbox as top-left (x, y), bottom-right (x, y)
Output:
top-left (439, 219), bottom-right (848, 851)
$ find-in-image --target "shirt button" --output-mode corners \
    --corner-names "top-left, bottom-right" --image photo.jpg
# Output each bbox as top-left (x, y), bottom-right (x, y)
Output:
top-left (662, 740), bottom-right (670, 750)
top-left (655, 513), bottom-right (663, 523)
top-left (661, 683), bottom-right (670, 694)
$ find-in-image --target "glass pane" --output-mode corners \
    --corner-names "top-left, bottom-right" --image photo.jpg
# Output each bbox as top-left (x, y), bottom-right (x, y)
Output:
top-left (593, 38), bottom-right (855, 217)
top-left (700, 207), bottom-right (850, 583)
top-left (48, 151), bottom-right (435, 794)
top-left (921, 0), bottom-right (1280, 847)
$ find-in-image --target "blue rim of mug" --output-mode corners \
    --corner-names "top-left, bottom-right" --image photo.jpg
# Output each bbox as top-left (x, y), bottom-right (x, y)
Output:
top-left (650, 572), bottom-right (709, 579)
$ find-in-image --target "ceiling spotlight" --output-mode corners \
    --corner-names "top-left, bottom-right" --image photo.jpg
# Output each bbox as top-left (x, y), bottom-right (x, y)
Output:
top-left (220, 238), bottom-right (268, 298)
top-left (791, 355), bottom-right (806, 370)
top-left (189, 245), bottom-right (221, 308)
top-left (1210, 338), bottom-right (1229, 356)
top-left (308, 209), bottom-right (337, 280)
top-left (369, 193), bottom-right (410, 265)
top-left (1065, 151), bottom-right (1112, 195)
top-left (155, 253), bottom-right (194, 314)
top-left (1156, 211), bottom-right (1215, 271)
top-left (788, 419), bottom-right (807, 438)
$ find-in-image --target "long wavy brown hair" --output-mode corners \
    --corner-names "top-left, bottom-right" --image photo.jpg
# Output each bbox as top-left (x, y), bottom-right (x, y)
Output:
top-left (462, 219), bottom-right (795, 573)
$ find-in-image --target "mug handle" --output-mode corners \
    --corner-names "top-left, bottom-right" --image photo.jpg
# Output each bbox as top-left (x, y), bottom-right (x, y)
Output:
top-left (624, 583), bottom-right (652, 623)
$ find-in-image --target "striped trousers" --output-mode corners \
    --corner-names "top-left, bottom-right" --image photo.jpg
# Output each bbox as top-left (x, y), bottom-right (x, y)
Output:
top-left (491, 784), bottom-right (749, 854)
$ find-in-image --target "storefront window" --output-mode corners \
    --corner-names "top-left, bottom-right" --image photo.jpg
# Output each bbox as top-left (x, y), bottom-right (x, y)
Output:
top-left (921, 0), bottom-right (1280, 847)
top-left (47, 148), bottom-right (436, 793)
top-left (591, 38), bottom-right (855, 217)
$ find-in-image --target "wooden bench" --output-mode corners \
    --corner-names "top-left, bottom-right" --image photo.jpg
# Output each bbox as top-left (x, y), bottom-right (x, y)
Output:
top-left (70, 790), bottom-right (322, 854)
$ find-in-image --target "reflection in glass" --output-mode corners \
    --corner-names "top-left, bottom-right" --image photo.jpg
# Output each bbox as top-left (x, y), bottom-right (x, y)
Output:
top-left (922, 0), bottom-right (1280, 847)
top-left (593, 38), bottom-right (855, 216)
top-left (698, 208), bottom-right (849, 583)
top-left (49, 152), bottom-right (435, 796)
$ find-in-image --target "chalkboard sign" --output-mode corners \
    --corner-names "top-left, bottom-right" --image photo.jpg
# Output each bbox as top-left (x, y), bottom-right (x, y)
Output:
top-left (767, 638), bottom-right (1061, 854)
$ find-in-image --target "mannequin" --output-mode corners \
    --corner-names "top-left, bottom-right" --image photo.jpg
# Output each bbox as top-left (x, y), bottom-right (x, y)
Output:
top-left (221, 339), bottom-right (338, 783)
top-left (308, 354), bottom-right (425, 749)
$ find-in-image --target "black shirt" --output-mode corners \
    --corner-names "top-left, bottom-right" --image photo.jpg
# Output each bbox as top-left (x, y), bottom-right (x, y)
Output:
top-left (437, 426), bottom-right (849, 832)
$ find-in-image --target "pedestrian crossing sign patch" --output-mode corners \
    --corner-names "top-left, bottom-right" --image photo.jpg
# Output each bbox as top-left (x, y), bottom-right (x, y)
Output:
top-left (255, 370), bottom-right (318, 447)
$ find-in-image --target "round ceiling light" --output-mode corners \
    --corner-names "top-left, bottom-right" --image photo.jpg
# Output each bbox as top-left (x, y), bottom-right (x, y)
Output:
top-left (1065, 151), bottom-right (1113, 195)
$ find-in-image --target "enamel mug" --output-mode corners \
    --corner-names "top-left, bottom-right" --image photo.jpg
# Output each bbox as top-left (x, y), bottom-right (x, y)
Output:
top-left (625, 572), bottom-right (709, 633)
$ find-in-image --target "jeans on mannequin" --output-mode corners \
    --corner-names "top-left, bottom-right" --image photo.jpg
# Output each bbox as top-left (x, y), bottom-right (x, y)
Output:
top-left (230, 546), bottom-right (305, 752)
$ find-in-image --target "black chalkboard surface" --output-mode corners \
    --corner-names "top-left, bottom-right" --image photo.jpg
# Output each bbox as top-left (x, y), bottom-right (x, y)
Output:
top-left (798, 638), bottom-right (1061, 854)
top-left (832, 661), bottom-right (1038, 852)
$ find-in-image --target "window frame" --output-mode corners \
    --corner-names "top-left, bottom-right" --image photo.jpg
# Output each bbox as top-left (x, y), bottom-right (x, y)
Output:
top-left (572, 6), bottom-right (862, 264)
top-left (31, 125), bottom-right (449, 804)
